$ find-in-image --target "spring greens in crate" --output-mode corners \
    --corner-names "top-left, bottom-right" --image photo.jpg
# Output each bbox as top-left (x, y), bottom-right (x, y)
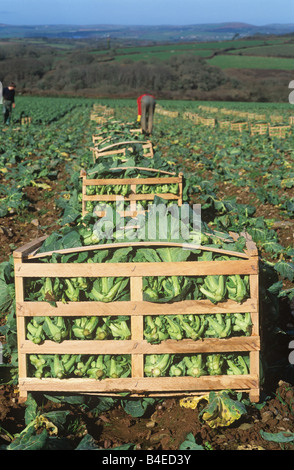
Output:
top-left (143, 353), bottom-right (250, 378)
top-left (26, 316), bottom-right (132, 343)
top-left (26, 206), bottom-right (251, 323)
top-left (29, 354), bottom-right (132, 380)
top-left (29, 352), bottom-right (250, 379)
top-left (143, 313), bottom-right (252, 344)
top-left (37, 196), bottom-right (248, 253)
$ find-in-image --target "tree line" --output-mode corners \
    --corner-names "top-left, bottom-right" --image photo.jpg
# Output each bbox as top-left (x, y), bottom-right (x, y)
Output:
top-left (0, 42), bottom-right (290, 101)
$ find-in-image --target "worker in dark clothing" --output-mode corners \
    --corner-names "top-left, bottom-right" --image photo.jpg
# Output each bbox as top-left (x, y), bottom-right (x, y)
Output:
top-left (137, 94), bottom-right (156, 135)
top-left (3, 82), bottom-right (16, 125)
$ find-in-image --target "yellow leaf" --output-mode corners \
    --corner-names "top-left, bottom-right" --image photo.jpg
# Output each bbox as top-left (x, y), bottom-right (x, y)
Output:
top-left (35, 415), bottom-right (58, 436)
top-left (31, 181), bottom-right (52, 191)
top-left (180, 394), bottom-right (209, 410)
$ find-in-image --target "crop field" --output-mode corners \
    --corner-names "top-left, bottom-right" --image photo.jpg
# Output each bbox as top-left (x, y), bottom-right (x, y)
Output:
top-left (0, 96), bottom-right (294, 450)
top-left (228, 43), bottom-right (294, 57)
top-left (208, 54), bottom-right (294, 70)
top-left (114, 48), bottom-right (214, 62)
top-left (95, 38), bottom-right (293, 66)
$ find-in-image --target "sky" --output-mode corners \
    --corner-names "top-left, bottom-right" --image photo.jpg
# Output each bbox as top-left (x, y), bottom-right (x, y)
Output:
top-left (1, 0), bottom-right (294, 26)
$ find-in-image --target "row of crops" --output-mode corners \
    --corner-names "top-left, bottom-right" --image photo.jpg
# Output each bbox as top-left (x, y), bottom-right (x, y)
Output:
top-left (0, 96), bottom-right (293, 449)
top-left (1, 96), bottom-right (294, 370)
top-left (14, 107), bottom-right (258, 391)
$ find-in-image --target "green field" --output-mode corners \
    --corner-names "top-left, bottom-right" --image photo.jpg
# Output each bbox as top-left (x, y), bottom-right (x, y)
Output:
top-left (208, 54), bottom-right (294, 69)
top-left (100, 39), bottom-right (288, 63)
top-left (88, 38), bottom-right (294, 70)
top-left (114, 48), bottom-right (213, 62)
top-left (228, 43), bottom-right (294, 57)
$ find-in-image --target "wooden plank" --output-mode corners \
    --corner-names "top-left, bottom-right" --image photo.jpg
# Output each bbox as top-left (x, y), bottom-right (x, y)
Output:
top-left (83, 176), bottom-right (181, 186)
top-left (14, 258), bottom-right (27, 401)
top-left (19, 375), bottom-right (259, 394)
top-left (14, 238), bottom-right (252, 261)
top-left (96, 140), bottom-right (150, 151)
top-left (13, 236), bottom-right (48, 259)
top-left (242, 231), bottom-right (259, 257)
top-left (92, 209), bottom-right (147, 218)
top-left (109, 166), bottom-right (176, 176)
top-left (21, 336), bottom-right (260, 355)
top-left (93, 148), bottom-right (126, 157)
top-left (84, 193), bottom-right (179, 202)
top-left (130, 277), bottom-right (144, 377)
top-left (26, 242), bottom-right (251, 260)
top-left (15, 259), bottom-right (258, 278)
top-left (17, 298), bottom-right (258, 317)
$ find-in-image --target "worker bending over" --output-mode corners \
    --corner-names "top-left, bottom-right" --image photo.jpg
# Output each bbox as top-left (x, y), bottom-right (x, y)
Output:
top-left (137, 94), bottom-right (156, 135)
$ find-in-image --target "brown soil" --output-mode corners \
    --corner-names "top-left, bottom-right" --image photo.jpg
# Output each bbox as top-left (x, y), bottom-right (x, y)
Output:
top-left (0, 381), bottom-right (293, 450)
top-left (0, 171), bottom-right (65, 264)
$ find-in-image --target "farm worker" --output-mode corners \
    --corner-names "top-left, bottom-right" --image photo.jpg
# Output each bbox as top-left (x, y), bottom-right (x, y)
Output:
top-left (3, 82), bottom-right (16, 125)
top-left (137, 93), bottom-right (156, 135)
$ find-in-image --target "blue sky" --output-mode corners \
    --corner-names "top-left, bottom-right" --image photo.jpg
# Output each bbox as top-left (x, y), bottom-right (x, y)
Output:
top-left (1, 0), bottom-right (294, 26)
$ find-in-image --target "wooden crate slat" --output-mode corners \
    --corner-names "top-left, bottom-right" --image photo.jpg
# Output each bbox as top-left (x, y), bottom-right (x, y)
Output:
top-left (130, 277), bottom-right (144, 377)
top-left (26, 244), bottom-right (251, 260)
top-left (92, 140), bottom-right (154, 162)
top-left (13, 235), bottom-right (48, 259)
top-left (109, 166), bottom-right (176, 176)
top-left (19, 375), bottom-right (259, 394)
top-left (14, 258), bottom-right (27, 386)
top-left (84, 193), bottom-right (180, 202)
top-left (15, 259), bottom-right (258, 278)
top-left (21, 336), bottom-right (260, 355)
top-left (23, 240), bottom-right (251, 261)
top-left (18, 298), bottom-right (258, 317)
top-left (82, 176), bottom-right (181, 186)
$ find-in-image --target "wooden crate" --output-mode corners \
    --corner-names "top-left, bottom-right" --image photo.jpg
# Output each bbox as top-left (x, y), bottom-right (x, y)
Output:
top-left (199, 117), bottom-right (216, 127)
top-left (270, 115), bottom-right (284, 124)
top-left (14, 233), bottom-right (260, 402)
top-left (254, 114), bottom-right (266, 122)
top-left (90, 113), bottom-right (107, 124)
top-left (218, 120), bottom-right (231, 129)
top-left (91, 140), bottom-right (154, 163)
top-left (250, 124), bottom-right (268, 136)
top-left (92, 105), bottom-right (114, 117)
top-left (268, 126), bottom-right (291, 138)
top-left (183, 112), bottom-right (200, 124)
top-left (238, 112), bottom-right (248, 119)
top-left (230, 122), bottom-right (249, 132)
top-left (157, 108), bottom-right (179, 118)
top-left (20, 117), bottom-right (32, 125)
top-left (80, 167), bottom-right (183, 217)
